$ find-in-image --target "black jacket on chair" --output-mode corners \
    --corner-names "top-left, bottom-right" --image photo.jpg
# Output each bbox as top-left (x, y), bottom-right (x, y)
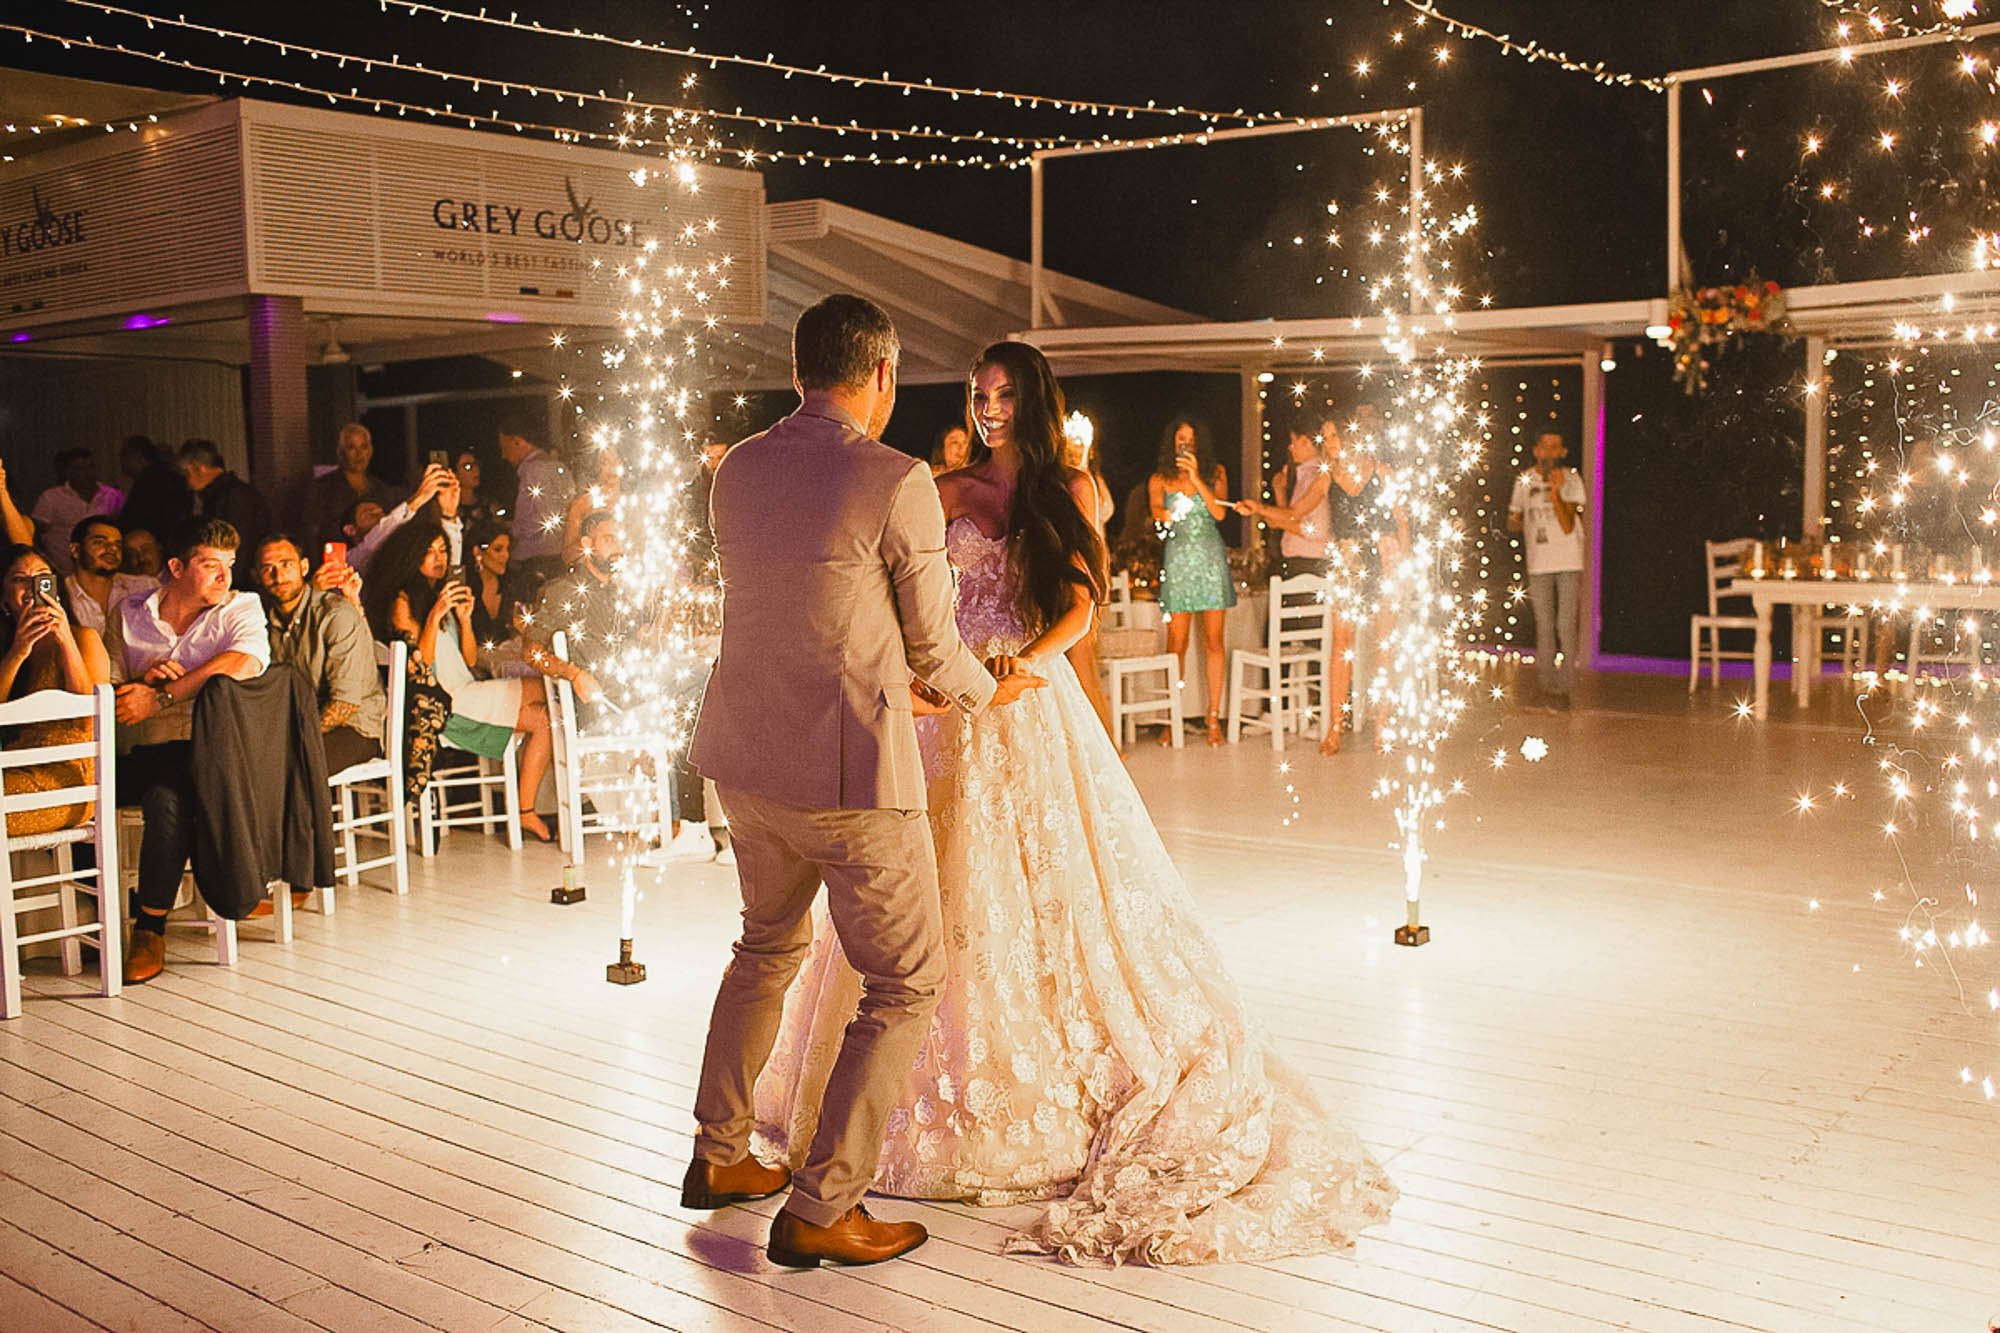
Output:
top-left (190, 666), bottom-right (334, 918)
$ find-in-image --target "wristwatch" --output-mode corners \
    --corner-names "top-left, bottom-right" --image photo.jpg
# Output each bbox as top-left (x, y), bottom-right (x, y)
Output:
top-left (154, 686), bottom-right (174, 711)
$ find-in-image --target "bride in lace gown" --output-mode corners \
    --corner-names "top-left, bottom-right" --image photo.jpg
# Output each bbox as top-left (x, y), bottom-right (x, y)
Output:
top-left (753, 342), bottom-right (1394, 1265)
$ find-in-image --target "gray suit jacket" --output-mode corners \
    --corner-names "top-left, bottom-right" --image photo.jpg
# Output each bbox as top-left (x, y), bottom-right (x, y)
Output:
top-left (689, 406), bottom-right (996, 810)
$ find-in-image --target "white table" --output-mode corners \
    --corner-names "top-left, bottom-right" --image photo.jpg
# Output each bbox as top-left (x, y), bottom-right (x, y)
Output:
top-left (1728, 576), bottom-right (2000, 717)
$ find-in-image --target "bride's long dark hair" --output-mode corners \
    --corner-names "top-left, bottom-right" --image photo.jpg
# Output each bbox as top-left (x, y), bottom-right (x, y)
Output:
top-left (963, 341), bottom-right (1107, 635)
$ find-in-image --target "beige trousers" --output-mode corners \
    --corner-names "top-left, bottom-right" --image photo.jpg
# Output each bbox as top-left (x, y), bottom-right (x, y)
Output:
top-left (692, 786), bottom-right (945, 1226)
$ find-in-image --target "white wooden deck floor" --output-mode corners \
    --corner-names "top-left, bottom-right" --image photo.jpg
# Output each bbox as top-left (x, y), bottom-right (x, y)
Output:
top-left (4, 677), bottom-right (1998, 1331)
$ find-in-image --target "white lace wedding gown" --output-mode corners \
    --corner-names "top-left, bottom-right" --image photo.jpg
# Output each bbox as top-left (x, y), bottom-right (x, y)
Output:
top-left (752, 518), bottom-right (1395, 1265)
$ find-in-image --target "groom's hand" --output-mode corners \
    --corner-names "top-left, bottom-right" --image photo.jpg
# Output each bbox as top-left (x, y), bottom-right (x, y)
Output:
top-left (984, 655), bottom-right (1046, 707)
top-left (909, 680), bottom-right (951, 715)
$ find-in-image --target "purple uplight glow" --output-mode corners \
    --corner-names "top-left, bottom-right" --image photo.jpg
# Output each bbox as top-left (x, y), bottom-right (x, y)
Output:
top-left (122, 313), bottom-right (172, 331)
top-left (6, 332), bottom-right (29, 344)
top-left (484, 311), bottom-right (524, 324)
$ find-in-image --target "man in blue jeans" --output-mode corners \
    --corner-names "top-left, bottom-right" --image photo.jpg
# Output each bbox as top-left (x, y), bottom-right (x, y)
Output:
top-left (1508, 431), bottom-right (1586, 707)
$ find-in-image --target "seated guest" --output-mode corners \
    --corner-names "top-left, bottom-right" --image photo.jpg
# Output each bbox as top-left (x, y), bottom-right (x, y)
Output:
top-left (522, 511), bottom-right (623, 706)
top-left (0, 544), bottom-right (112, 836)
top-left (177, 441), bottom-right (270, 589)
top-left (304, 423), bottom-right (398, 551)
top-left (66, 516), bottom-right (157, 634)
top-left (106, 517), bottom-right (271, 984)
top-left (499, 419), bottom-right (570, 587)
top-left (351, 462), bottom-right (462, 571)
top-left (467, 520), bottom-right (525, 654)
top-left (254, 534), bottom-right (384, 776)
top-left (362, 519), bottom-right (553, 843)
top-left (32, 448), bottom-right (126, 575)
top-left (524, 512), bottom-right (721, 857)
top-left (561, 448), bottom-right (622, 569)
top-left (121, 527), bottom-right (164, 579)
top-left (116, 436), bottom-right (190, 552)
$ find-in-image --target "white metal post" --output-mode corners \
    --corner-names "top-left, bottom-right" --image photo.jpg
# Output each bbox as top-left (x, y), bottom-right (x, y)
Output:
top-left (1581, 352), bottom-right (1606, 670)
top-left (1029, 156), bottom-right (1045, 332)
top-left (1803, 334), bottom-right (1828, 541)
top-left (1666, 80), bottom-right (1682, 293)
top-left (1408, 107), bottom-right (1426, 316)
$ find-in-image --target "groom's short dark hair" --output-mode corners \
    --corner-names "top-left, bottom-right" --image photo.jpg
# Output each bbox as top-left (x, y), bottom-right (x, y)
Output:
top-left (794, 294), bottom-right (899, 391)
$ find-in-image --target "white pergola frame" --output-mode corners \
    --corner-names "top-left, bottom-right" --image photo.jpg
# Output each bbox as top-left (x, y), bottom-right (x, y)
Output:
top-left (1663, 18), bottom-right (2000, 543)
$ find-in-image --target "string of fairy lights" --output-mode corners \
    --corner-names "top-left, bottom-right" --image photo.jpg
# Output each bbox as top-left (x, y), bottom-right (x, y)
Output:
top-left (1391, 0), bottom-right (1667, 92)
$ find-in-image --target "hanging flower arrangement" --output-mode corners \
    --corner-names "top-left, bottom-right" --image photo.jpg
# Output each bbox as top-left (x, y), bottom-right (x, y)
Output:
top-left (1666, 277), bottom-right (1791, 394)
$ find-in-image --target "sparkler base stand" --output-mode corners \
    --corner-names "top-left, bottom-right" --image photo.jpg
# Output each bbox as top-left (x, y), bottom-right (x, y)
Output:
top-left (1393, 924), bottom-right (1431, 947)
top-left (606, 937), bottom-right (647, 985)
top-left (550, 864), bottom-right (586, 906)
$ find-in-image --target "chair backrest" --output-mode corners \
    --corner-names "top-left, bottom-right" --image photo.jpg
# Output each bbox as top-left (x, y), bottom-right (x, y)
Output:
top-left (542, 630), bottom-right (581, 785)
top-left (1106, 570), bottom-right (1134, 630)
top-left (1267, 573), bottom-right (1334, 654)
top-left (380, 638), bottom-right (408, 761)
top-left (0, 685), bottom-right (116, 856)
top-left (1705, 538), bottom-right (1756, 615)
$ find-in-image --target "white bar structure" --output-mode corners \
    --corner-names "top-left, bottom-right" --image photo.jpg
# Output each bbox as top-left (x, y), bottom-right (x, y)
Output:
top-left (1803, 333), bottom-right (1829, 542)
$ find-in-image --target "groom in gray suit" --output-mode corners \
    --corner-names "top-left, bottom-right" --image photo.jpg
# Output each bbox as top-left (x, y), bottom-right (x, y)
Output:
top-left (684, 294), bottom-right (1040, 1267)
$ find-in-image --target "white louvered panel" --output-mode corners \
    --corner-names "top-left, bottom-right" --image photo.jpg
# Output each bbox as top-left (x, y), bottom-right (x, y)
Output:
top-left (0, 109), bottom-right (246, 326)
top-left (245, 124), bottom-right (380, 293)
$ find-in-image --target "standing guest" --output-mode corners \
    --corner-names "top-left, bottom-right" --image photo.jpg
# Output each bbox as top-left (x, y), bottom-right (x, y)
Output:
top-left (363, 519), bottom-right (553, 843)
top-left (1239, 419), bottom-right (1364, 754)
top-left (303, 423), bottom-right (398, 550)
top-left (106, 517), bottom-right (271, 984)
top-left (561, 447), bottom-right (623, 569)
top-left (350, 462), bottom-right (461, 570)
top-left (31, 448), bottom-right (126, 575)
top-left (0, 544), bottom-right (112, 837)
top-left (121, 527), bottom-right (163, 579)
top-left (928, 423), bottom-right (971, 476)
top-left (1508, 430), bottom-right (1587, 707)
top-left (1240, 419), bottom-right (1339, 579)
top-left (1058, 417), bottom-right (1116, 741)
top-left (255, 534), bottom-right (384, 776)
top-left (454, 447), bottom-right (501, 531)
top-left (498, 419), bottom-right (570, 588)
top-left (65, 516), bottom-right (156, 634)
top-left (116, 435), bottom-right (191, 548)
top-left (1149, 416), bottom-right (1234, 746)
top-left (177, 440), bottom-right (270, 589)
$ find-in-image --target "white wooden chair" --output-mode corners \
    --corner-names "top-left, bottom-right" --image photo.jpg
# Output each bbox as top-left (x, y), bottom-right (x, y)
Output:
top-left (1909, 612), bottom-right (1985, 678)
top-left (541, 632), bottom-right (674, 870)
top-left (1106, 653), bottom-right (1183, 751)
top-left (328, 641), bottom-right (409, 897)
top-left (1, 686), bottom-right (120, 1019)
top-left (1689, 538), bottom-right (1760, 690)
top-left (1227, 573), bottom-right (1334, 751)
top-left (417, 737), bottom-right (523, 855)
top-left (1105, 570), bottom-right (1137, 631)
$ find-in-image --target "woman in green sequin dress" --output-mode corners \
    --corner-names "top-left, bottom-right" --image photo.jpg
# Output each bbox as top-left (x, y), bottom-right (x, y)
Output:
top-left (1149, 418), bottom-right (1234, 745)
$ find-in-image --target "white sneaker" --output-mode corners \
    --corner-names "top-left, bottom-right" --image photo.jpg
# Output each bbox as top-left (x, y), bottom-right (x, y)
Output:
top-left (663, 821), bottom-right (714, 861)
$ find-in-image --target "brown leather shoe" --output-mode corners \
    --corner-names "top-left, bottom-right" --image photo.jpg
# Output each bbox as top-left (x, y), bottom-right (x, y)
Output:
top-left (680, 1156), bottom-right (790, 1210)
top-left (123, 929), bottom-right (165, 985)
top-left (767, 1204), bottom-right (927, 1268)
top-left (248, 890), bottom-right (312, 919)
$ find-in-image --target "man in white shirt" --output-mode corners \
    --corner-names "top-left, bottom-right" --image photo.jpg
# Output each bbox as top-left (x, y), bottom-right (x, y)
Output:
top-left (65, 515), bottom-right (157, 634)
top-left (31, 448), bottom-right (126, 575)
top-left (350, 462), bottom-right (463, 571)
top-left (105, 516), bottom-right (271, 984)
top-left (1508, 431), bottom-right (1587, 705)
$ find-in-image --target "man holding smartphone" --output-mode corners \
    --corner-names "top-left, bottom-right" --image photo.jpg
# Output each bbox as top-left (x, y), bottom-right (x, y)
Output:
top-left (1507, 431), bottom-right (1587, 706)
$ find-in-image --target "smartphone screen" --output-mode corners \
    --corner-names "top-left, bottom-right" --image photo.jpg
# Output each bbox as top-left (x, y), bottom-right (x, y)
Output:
top-left (322, 541), bottom-right (347, 568)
